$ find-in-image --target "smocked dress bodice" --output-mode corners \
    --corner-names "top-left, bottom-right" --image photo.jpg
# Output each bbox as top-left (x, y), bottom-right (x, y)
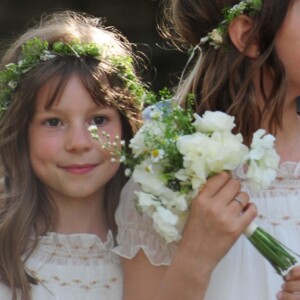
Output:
top-left (0, 231), bottom-right (122, 299)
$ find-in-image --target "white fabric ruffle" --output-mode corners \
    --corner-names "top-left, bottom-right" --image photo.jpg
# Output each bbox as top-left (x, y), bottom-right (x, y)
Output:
top-left (114, 179), bottom-right (177, 265)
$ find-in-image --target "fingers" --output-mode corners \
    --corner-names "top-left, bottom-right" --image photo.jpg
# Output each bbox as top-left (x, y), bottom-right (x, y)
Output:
top-left (283, 281), bottom-right (300, 293)
top-left (228, 192), bottom-right (249, 211)
top-left (202, 172), bottom-right (252, 217)
top-left (277, 291), bottom-right (300, 300)
top-left (181, 171), bottom-right (257, 272)
top-left (200, 172), bottom-right (241, 206)
top-left (193, 171), bottom-right (256, 221)
top-left (237, 202), bottom-right (257, 230)
top-left (200, 171), bottom-right (233, 198)
top-left (287, 267), bottom-right (300, 281)
top-left (232, 196), bottom-right (244, 207)
top-left (191, 173), bottom-right (256, 233)
top-left (192, 170), bottom-right (255, 216)
top-left (277, 267), bottom-right (300, 299)
top-left (228, 193), bottom-right (257, 229)
top-left (278, 293), bottom-right (300, 300)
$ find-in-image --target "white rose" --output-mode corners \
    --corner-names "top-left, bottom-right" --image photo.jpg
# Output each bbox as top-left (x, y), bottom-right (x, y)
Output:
top-left (241, 129), bottom-right (279, 190)
top-left (245, 162), bottom-right (277, 191)
top-left (250, 129), bottom-right (275, 151)
top-left (189, 158), bottom-right (209, 190)
top-left (178, 131), bottom-right (247, 174)
top-left (263, 150), bottom-right (280, 168)
top-left (175, 168), bottom-right (189, 182)
top-left (152, 206), bottom-right (181, 243)
top-left (249, 130), bottom-right (280, 166)
top-left (135, 191), bottom-right (159, 216)
top-left (193, 111), bottom-right (236, 133)
top-left (136, 191), bottom-right (159, 208)
top-left (177, 132), bottom-right (207, 159)
top-left (132, 161), bottom-right (166, 196)
top-left (203, 131), bottom-right (248, 173)
top-left (177, 133), bottom-right (210, 190)
top-left (160, 189), bottom-right (188, 211)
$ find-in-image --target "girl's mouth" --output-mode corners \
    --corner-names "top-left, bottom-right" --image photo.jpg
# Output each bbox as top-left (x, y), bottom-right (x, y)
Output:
top-left (61, 164), bottom-right (98, 174)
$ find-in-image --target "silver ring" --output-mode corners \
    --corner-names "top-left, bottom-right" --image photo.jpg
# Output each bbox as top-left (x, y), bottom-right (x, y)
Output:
top-left (233, 198), bottom-right (243, 207)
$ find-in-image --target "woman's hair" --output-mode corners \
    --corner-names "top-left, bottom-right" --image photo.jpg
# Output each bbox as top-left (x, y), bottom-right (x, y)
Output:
top-left (0, 10), bottom-right (143, 299)
top-left (160, 0), bottom-right (290, 144)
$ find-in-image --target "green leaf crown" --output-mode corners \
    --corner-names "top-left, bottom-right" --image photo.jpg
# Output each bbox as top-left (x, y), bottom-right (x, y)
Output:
top-left (0, 37), bottom-right (145, 114)
top-left (200, 0), bottom-right (263, 49)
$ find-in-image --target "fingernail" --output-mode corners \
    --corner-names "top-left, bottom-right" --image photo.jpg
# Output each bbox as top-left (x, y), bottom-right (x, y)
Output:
top-left (284, 273), bottom-right (291, 280)
top-left (276, 291), bottom-right (282, 299)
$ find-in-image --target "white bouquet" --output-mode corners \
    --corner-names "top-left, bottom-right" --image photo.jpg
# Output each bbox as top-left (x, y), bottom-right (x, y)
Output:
top-left (89, 98), bottom-right (297, 276)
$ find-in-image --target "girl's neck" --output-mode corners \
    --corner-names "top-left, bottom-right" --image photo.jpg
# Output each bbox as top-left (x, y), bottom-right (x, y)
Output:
top-left (51, 193), bottom-right (109, 241)
top-left (273, 102), bottom-right (300, 163)
top-left (256, 71), bottom-right (300, 162)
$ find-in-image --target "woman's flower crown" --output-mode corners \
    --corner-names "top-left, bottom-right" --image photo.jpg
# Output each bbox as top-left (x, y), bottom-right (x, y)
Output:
top-left (200, 0), bottom-right (263, 49)
top-left (0, 37), bottom-right (145, 114)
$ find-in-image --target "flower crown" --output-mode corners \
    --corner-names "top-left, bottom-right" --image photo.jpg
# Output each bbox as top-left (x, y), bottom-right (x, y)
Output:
top-left (200, 0), bottom-right (262, 49)
top-left (0, 37), bottom-right (145, 114)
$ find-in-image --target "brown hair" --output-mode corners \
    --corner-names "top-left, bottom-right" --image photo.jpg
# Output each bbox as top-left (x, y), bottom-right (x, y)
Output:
top-left (0, 10), bottom-right (143, 300)
top-left (160, 0), bottom-right (290, 144)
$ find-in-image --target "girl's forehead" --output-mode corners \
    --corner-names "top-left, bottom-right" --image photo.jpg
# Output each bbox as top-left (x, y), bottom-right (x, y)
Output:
top-left (35, 74), bottom-right (114, 111)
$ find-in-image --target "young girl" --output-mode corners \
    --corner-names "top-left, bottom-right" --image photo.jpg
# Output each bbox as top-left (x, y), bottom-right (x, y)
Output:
top-left (0, 10), bottom-right (144, 300)
top-left (114, 0), bottom-right (300, 299)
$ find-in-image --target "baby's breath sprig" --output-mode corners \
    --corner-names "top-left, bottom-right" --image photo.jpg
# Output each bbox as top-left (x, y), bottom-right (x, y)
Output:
top-left (88, 125), bottom-right (124, 163)
top-left (88, 125), bottom-right (100, 141)
top-left (88, 124), bottom-right (136, 178)
top-left (0, 37), bottom-right (145, 115)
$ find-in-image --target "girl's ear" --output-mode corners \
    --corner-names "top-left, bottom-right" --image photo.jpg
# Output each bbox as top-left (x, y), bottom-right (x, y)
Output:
top-left (228, 15), bottom-right (260, 58)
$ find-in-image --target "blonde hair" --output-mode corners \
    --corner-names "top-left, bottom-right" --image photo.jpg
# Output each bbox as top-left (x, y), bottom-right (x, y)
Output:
top-left (160, 0), bottom-right (290, 144)
top-left (0, 10), bottom-right (143, 300)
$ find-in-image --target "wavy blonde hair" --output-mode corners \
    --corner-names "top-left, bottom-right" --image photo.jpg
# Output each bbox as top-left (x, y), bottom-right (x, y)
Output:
top-left (0, 10), bottom-right (143, 300)
top-left (160, 0), bottom-right (290, 145)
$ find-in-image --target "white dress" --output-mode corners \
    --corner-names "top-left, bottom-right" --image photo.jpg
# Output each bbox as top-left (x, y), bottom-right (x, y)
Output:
top-left (0, 232), bottom-right (123, 299)
top-left (114, 161), bottom-right (300, 300)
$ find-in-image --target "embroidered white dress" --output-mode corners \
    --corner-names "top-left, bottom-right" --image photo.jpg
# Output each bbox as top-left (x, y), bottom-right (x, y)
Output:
top-left (0, 232), bottom-right (123, 299)
top-left (114, 161), bottom-right (300, 300)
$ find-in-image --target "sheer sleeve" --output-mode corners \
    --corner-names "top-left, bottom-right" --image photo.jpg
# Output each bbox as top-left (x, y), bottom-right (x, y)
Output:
top-left (113, 178), bottom-right (176, 266)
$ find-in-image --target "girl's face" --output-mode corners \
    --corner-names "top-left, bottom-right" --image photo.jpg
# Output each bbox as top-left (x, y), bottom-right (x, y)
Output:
top-left (275, 0), bottom-right (300, 99)
top-left (28, 74), bottom-right (122, 203)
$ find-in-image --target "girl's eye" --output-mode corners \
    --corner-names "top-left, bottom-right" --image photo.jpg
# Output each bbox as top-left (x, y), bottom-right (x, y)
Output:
top-left (92, 116), bottom-right (107, 126)
top-left (44, 118), bottom-right (61, 127)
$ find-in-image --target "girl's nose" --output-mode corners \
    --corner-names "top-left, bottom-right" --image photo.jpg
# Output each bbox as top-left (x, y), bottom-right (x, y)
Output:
top-left (65, 125), bottom-right (93, 153)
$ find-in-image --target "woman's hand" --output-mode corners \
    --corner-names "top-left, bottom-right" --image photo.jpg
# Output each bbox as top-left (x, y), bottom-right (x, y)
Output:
top-left (177, 171), bottom-right (257, 272)
top-left (122, 172), bottom-right (257, 300)
top-left (277, 266), bottom-right (300, 299)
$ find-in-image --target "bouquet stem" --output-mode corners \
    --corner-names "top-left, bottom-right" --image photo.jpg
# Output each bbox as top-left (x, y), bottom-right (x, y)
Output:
top-left (244, 223), bottom-right (298, 277)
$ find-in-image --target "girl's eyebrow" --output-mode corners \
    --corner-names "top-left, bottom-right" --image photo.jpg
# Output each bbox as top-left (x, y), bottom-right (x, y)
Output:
top-left (35, 103), bottom-right (115, 113)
